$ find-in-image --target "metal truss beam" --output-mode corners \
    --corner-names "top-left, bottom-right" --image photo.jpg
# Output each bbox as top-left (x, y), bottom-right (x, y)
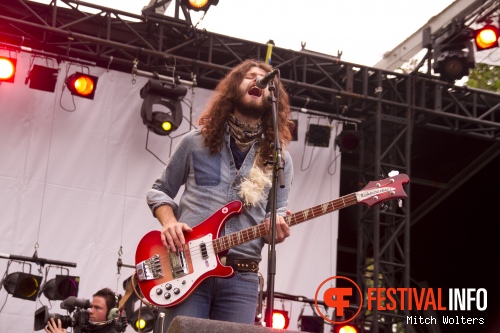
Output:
top-left (2, 1), bottom-right (500, 332)
top-left (0, 0), bottom-right (500, 140)
top-left (1, 0), bottom-right (499, 143)
top-left (374, 0), bottom-right (494, 71)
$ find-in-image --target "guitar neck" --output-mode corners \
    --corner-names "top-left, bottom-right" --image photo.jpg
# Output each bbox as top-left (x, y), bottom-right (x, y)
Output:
top-left (213, 193), bottom-right (358, 254)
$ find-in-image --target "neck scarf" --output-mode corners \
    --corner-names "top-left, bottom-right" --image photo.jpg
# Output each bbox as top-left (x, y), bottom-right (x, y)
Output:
top-left (227, 114), bottom-right (263, 152)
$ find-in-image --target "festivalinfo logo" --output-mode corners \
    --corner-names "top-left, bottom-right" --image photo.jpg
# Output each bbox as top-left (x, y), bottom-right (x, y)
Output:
top-left (314, 276), bottom-right (488, 326)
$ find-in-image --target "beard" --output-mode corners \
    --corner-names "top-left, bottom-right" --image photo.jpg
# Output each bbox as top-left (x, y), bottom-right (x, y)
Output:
top-left (234, 90), bottom-right (272, 120)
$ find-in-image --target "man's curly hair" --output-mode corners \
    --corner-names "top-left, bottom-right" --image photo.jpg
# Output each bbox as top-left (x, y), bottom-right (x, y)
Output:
top-left (197, 59), bottom-right (293, 167)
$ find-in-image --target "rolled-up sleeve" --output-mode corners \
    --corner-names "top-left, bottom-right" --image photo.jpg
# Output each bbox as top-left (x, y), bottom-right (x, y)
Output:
top-left (146, 131), bottom-right (193, 217)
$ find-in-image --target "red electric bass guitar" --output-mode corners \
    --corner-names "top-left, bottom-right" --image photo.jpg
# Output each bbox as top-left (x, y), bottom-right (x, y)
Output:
top-left (135, 174), bottom-right (410, 307)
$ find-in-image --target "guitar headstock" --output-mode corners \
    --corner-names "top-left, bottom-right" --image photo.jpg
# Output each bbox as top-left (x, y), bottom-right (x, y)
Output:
top-left (356, 174), bottom-right (410, 207)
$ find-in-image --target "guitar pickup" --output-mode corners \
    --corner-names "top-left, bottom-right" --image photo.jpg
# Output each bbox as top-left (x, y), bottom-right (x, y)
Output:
top-left (136, 254), bottom-right (163, 281)
top-left (200, 242), bottom-right (208, 260)
top-left (169, 247), bottom-right (189, 278)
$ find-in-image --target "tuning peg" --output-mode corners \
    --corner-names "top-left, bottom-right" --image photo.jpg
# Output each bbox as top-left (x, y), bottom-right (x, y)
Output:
top-left (398, 199), bottom-right (402, 208)
top-left (381, 203), bottom-right (389, 212)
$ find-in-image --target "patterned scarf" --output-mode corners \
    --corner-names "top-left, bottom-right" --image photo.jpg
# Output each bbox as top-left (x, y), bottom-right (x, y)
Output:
top-left (227, 113), bottom-right (263, 152)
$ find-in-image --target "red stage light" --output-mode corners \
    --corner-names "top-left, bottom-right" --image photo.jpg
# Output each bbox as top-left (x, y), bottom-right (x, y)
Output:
top-left (271, 309), bottom-right (289, 329)
top-left (182, 0), bottom-right (218, 12)
top-left (65, 72), bottom-right (98, 99)
top-left (475, 25), bottom-right (500, 51)
top-left (334, 323), bottom-right (359, 333)
top-left (0, 56), bottom-right (17, 83)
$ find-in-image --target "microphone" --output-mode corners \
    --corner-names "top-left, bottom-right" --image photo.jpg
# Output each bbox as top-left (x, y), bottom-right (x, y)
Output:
top-left (61, 296), bottom-right (91, 310)
top-left (255, 69), bottom-right (279, 89)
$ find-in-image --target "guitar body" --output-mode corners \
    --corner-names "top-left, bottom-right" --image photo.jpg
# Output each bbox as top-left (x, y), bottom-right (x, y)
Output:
top-left (135, 200), bottom-right (243, 307)
top-left (135, 174), bottom-right (410, 308)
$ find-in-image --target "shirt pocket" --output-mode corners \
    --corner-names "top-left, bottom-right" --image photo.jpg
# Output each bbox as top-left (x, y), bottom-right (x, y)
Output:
top-left (192, 150), bottom-right (221, 186)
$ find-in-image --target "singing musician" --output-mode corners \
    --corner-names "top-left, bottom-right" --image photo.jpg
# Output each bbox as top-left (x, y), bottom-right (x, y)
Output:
top-left (146, 59), bottom-right (295, 330)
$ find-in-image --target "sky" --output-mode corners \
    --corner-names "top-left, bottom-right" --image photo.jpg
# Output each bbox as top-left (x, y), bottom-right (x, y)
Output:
top-left (33, 0), bottom-right (457, 67)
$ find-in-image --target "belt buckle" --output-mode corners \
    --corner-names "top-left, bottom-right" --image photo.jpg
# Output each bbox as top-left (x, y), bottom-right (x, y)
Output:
top-left (235, 260), bottom-right (258, 272)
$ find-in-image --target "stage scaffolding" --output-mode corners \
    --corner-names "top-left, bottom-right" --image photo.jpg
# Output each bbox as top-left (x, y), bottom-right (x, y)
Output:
top-left (1, 1), bottom-right (500, 331)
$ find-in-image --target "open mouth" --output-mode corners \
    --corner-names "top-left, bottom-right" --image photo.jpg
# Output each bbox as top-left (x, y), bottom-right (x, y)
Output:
top-left (248, 86), bottom-right (262, 97)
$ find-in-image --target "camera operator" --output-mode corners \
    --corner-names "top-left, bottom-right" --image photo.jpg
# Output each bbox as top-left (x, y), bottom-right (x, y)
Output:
top-left (44, 288), bottom-right (124, 333)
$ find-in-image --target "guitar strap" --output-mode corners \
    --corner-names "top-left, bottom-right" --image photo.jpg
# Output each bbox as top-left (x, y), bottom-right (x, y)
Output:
top-left (118, 273), bottom-right (154, 310)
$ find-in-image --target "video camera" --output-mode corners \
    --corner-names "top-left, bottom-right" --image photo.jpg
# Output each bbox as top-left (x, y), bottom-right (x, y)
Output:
top-left (34, 296), bottom-right (91, 332)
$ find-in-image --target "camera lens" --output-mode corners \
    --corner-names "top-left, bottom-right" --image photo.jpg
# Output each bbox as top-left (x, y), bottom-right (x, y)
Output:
top-left (34, 306), bottom-right (73, 331)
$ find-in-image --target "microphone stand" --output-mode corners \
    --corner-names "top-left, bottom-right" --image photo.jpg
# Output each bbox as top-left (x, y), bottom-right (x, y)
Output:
top-left (264, 78), bottom-right (286, 328)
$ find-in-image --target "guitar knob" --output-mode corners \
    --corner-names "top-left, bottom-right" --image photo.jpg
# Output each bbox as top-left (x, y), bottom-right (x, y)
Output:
top-left (173, 288), bottom-right (180, 295)
top-left (165, 283), bottom-right (172, 290)
top-left (156, 288), bottom-right (162, 295)
top-left (164, 293), bottom-right (171, 299)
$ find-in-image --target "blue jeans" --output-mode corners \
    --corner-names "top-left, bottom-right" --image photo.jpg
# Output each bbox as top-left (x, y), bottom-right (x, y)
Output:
top-left (160, 272), bottom-right (260, 331)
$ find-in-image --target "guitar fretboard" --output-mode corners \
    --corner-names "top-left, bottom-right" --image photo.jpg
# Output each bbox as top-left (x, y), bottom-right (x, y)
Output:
top-left (212, 193), bottom-right (358, 254)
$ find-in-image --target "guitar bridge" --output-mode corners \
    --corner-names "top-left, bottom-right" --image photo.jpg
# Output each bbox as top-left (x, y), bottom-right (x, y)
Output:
top-left (136, 254), bottom-right (163, 281)
top-left (169, 247), bottom-right (189, 278)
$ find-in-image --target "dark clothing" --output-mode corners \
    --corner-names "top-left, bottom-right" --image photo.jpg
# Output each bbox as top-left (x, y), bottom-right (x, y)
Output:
top-left (80, 321), bottom-right (120, 333)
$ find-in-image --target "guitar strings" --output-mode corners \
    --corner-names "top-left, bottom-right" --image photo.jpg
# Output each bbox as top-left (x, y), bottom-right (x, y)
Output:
top-left (144, 177), bottom-right (404, 276)
top-left (151, 194), bottom-right (360, 267)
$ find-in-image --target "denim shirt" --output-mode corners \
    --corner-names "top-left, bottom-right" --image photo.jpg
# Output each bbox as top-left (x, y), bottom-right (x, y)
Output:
top-left (146, 128), bottom-right (293, 262)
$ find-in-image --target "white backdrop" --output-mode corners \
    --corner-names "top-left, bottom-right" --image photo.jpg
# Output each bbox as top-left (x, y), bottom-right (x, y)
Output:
top-left (0, 51), bottom-right (343, 332)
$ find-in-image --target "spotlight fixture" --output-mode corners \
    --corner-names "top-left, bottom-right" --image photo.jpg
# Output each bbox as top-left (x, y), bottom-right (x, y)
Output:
top-left (299, 315), bottom-right (324, 333)
top-left (26, 65), bottom-right (59, 92)
top-left (0, 56), bottom-right (17, 83)
top-left (271, 309), bottom-right (290, 329)
top-left (433, 45), bottom-right (475, 81)
top-left (122, 275), bottom-right (141, 325)
top-left (65, 72), bottom-right (98, 99)
top-left (474, 25), bottom-right (500, 51)
top-left (41, 275), bottom-right (80, 301)
top-left (181, 0), bottom-right (219, 12)
top-left (3, 272), bottom-right (43, 301)
top-left (306, 124), bottom-right (331, 147)
top-left (130, 306), bottom-right (156, 332)
top-left (335, 130), bottom-right (362, 153)
top-left (432, 26), bottom-right (475, 82)
top-left (140, 79), bottom-right (187, 136)
top-left (333, 323), bottom-right (359, 333)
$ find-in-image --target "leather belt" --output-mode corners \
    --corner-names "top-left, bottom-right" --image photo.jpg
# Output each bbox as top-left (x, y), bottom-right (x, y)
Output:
top-left (221, 257), bottom-right (259, 272)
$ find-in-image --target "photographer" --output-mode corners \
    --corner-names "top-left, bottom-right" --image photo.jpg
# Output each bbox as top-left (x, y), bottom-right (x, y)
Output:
top-left (44, 288), bottom-right (122, 333)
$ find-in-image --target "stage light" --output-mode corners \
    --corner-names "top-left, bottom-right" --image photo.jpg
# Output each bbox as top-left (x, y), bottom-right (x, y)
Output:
top-left (65, 72), bottom-right (98, 99)
top-left (0, 56), bottom-right (17, 83)
top-left (130, 306), bottom-right (156, 332)
top-left (122, 275), bottom-right (157, 332)
top-left (122, 274), bottom-right (141, 325)
top-left (299, 315), bottom-right (324, 332)
top-left (26, 65), bottom-right (59, 92)
top-left (333, 323), bottom-right (359, 333)
top-left (474, 25), bottom-right (500, 51)
top-left (306, 124), bottom-right (331, 147)
top-left (3, 272), bottom-right (43, 301)
top-left (140, 79), bottom-right (187, 136)
top-left (41, 275), bottom-right (79, 301)
top-left (181, 0), bottom-right (219, 12)
top-left (335, 130), bottom-right (362, 153)
top-left (271, 309), bottom-right (289, 330)
top-left (433, 40), bottom-right (475, 81)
